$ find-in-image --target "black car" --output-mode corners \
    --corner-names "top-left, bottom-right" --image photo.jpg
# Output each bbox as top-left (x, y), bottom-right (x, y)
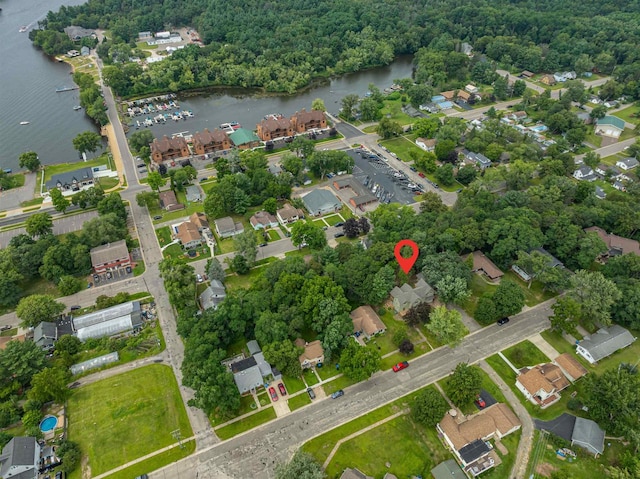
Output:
top-left (331, 390), bottom-right (344, 399)
top-left (307, 387), bottom-right (316, 400)
top-left (153, 215), bottom-right (162, 220)
top-left (70, 305), bottom-right (81, 311)
top-left (335, 222), bottom-right (344, 227)
top-left (497, 317), bottom-right (510, 326)
top-left (125, 266), bottom-right (132, 274)
top-left (334, 232), bottom-right (345, 238)
top-left (259, 243), bottom-right (268, 247)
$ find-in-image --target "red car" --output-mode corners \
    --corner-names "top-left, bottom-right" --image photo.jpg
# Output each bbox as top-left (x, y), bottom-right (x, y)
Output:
top-left (392, 361), bottom-right (409, 372)
top-left (269, 387), bottom-right (278, 401)
top-left (475, 395), bottom-right (486, 408)
top-left (278, 383), bottom-right (287, 396)
top-left (418, 172), bottom-right (426, 178)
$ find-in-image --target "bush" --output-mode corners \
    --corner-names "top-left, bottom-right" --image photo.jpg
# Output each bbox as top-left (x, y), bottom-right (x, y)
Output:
top-left (567, 398), bottom-right (582, 411)
top-left (399, 339), bottom-right (414, 355)
top-left (412, 388), bottom-right (449, 427)
top-left (392, 327), bottom-right (409, 347)
top-left (58, 275), bottom-right (83, 296)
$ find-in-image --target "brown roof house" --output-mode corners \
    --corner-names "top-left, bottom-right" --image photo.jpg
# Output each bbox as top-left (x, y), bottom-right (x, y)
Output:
top-left (350, 306), bottom-right (386, 340)
top-left (540, 74), bottom-right (556, 86)
top-left (584, 226), bottom-right (640, 258)
top-left (295, 338), bottom-right (324, 369)
top-left (192, 128), bottom-right (231, 155)
top-left (250, 211), bottom-right (279, 230)
top-left (175, 221), bottom-right (203, 249)
top-left (390, 274), bottom-right (434, 313)
top-left (554, 353), bottom-right (588, 383)
top-left (515, 363), bottom-right (570, 408)
top-left (468, 251), bottom-right (504, 282)
top-left (190, 212), bottom-right (210, 232)
top-left (415, 138), bottom-right (437, 152)
top-left (256, 116), bottom-right (294, 141)
top-left (158, 190), bottom-right (184, 211)
top-left (291, 109), bottom-right (326, 134)
top-left (276, 203), bottom-right (304, 225)
top-left (150, 135), bottom-right (190, 164)
top-left (437, 404), bottom-right (521, 477)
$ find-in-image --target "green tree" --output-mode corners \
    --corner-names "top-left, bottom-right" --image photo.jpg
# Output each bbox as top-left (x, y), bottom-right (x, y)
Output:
top-left (275, 451), bottom-right (326, 479)
top-left (262, 197), bottom-right (278, 215)
top-left (57, 441), bottom-right (82, 474)
top-left (159, 258), bottom-right (196, 311)
top-left (549, 297), bottom-right (580, 336)
top-left (569, 270), bottom-right (621, 328)
top-left (57, 275), bottom-right (84, 296)
top-left (27, 367), bottom-right (71, 403)
top-left (54, 335), bottom-right (81, 356)
top-left (340, 94), bottom-right (359, 120)
top-left (97, 192), bottom-right (127, 222)
top-left (436, 275), bottom-right (471, 305)
top-left (413, 118), bottom-right (441, 138)
top-left (0, 250), bottom-right (23, 307)
top-left (18, 151), bottom-right (41, 172)
top-left (434, 139), bottom-right (456, 161)
top-left (206, 258), bottom-right (226, 282)
top-left (233, 229), bottom-right (258, 267)
top-left (25, 212), bottom-right (53, 238)
top-left (290, 221), bottom-right (327, 250)
top-left (339, 340), bottom-right (380, 381)
top-left (289, 137), bottom-right (315, 159)
top-left (492, 279), bottom-right (525, 318)
top-left (446, 363), bottom-right (482, 406)
top-left (474, 294), bottom-right (498, 325)
top-left (376, 117), bottom-right (403, 139)
top-left (427, 306), bottom-right (467, 346)
top-left (412, 387), bottom-right (449, 427)
top-left (50, 188), bottom-right (70, 213)
top-left (136, 190), bottom-right (159, 208)
top-left (435, 163), bottom-right (455, 186)
top-left (0, 340), bottom-right (47, 388)
top-left (311, 98), bottom-right (326, 112)
top-left (128, 130), bottom-right (154, 154)
top-left (404, 302), bottom-right (431, 327)
top-left (359, 97), bottom-right (380, 121)
top-left (16, 294), bottom-right (65, 328)
top-left (147, 171), bottom-right (166, 191)
top-left (263, 340), bottom-right (303, 378)
top-left (72, 131), bottom-right (102, 157)
top-left (456, 165), bottom-right (477, 185)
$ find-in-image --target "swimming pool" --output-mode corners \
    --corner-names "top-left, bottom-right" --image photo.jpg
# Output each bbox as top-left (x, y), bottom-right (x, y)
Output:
top-left (39, 415), bottom-right (58, 433)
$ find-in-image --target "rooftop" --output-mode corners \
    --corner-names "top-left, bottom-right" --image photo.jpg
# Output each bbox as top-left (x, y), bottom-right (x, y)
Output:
top-left (596, 115), bottom-right (625, 130)
top-left (90, 239), bottom-right (129, 267)
top-left (578, 325), bottom-right (636, 362)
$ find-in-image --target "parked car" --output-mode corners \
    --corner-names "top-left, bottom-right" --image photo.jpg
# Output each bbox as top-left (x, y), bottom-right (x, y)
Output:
top-left (259, 243), bottom-right (268, 247)
top-left (269, 387), bottom-right (278, 401)
top-left (334, 232), bottom-right (345, 238)
top-left (153, 215), bottom-right (163, 220)
top-left (418, 172), bottom-right (426, 178)
top-left (70, 305), bottom-right (81, 311)
top-left (410, 167), bottom-right (417, 172)
top-left (278, 383), bottom-right (287, 396)
top-left (0, 325), bottom-right (11, 331)
top-left (106, 271), bottom-right (112, 279)
top-left (331, 390), bottom-right (344, 399)
top-left (55, 472), bottom-right (63, 479)
top-left (196, 274), bottom-right (203, 283)
top-left (307, 387), bottom-right (316, 400)
top-left (335, 222), bottom-right (344, 227)
top-left (392, 361), bottom-right (409, 372)
top-left (497, 317), bottom-right (510, 326)
top-left (475, 395), bottom-right (486, 408)
top-left (125, 266), bottom-right (132, 274)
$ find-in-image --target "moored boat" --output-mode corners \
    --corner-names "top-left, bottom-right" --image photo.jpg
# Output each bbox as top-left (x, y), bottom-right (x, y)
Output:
top-left (19, 121), bottom-right (30, 125)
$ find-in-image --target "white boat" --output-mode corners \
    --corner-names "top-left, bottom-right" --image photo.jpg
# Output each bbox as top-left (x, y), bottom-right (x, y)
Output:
top-left (19, 121), bottom-right (30, 125)
top-left (19, 26), bottom-right (28, 33)
top-left (73, 106), bottom-right (82, 111)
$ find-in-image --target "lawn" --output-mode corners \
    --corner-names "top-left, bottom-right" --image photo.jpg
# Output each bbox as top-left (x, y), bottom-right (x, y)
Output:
top-left (44, 157), bottom-right (109, 183)
top-left (155, 226), bottom-right (172, 246)
top-left (215, 407), bottom-right (276, 440)
top-left (67, 364), bottom-right (192, 478)
top-left (503, 271), bottom-right (556, 307)
top-left (266, 229), bottom-right (281, 241)
top-left (378, 97), bottom-right (417, 126)
top-left (379, 135), bottom-right (424, 162)
top-left (363, 308), bottom-right (421, 356)
top-left (316, 361), bottom-right (341, 381)
top-left (133, 260), bottom-right (146, 276)
top-left (322, 374), bottom-right (359, 395)
top-left (288, 392), bottom-right (312, 411)
top-left (101, 440), bottom-right (195, 479)
top-left (481, 429), bottom-right (521, 479)
top-left (323, 213), bottom-right (345, 226)
top-left (614, 104), bottom-right (640, 124)
top-left (462, 274), bottom-right (500, 318)
top-left (225, 268), bottom-right (265, 291)
top-left (303, 368), bottom-right (319, 386)
top-left (163, 243), bottom-right (210, 262)
top-left (0, 328), bottom-right (17, 337)
top-left (502, 340), bottom-right (550, 369)
top-left (440, 365), bottom-right (508, 415)
top-left (216, 237), bottom-right (236, 254)
top-left (98, 176), bottom-right (120, 190)
top-left (379, 343), bottom-right (431, 371)
top-left (324, 415), bottom-right (451, 479)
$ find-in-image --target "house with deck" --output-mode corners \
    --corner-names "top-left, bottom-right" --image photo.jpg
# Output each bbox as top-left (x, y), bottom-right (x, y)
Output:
top-left (150, 136), bottom-right (190, 164)
top-left (192, 128), bottom-right (231, 155)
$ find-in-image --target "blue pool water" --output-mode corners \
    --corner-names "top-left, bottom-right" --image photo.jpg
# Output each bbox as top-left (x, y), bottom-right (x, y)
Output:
top-left (40, 416), bottom-right (57, 432)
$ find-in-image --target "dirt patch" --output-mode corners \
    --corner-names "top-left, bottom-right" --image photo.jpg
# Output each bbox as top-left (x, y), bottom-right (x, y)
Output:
top-left (81, 453), bottom-right (92, 479)
top-left (535, 462), bottom-right (557, 477)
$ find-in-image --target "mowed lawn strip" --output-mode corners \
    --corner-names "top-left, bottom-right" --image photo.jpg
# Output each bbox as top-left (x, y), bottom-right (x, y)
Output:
top-left (100, 440), bottom-right (196, 479)
top-left (502, 340), bottom-right (550, 369)
top-left (67, 364), bottom-right (192, 477)
top-left (215, 407), bottom-right (276, 440)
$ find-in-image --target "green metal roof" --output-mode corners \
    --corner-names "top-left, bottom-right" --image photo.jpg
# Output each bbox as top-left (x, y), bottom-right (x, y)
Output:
top-left (229, 128), bottom-right (260, 145)
top-left (597, 115), bottom-right (625, 130)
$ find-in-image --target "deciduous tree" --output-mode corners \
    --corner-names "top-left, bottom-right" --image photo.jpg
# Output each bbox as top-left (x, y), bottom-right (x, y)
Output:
top-left (427, 306), bottom-right (467, 346)
top-left (233, 229), bottom-right (258, 267)
top-left (206, 258), bottom-right (226, 282)
top-left (549, 297), bottom-right (580, 336)
top-left (290, 221), bottom-right (327, 250)
top-left (16, 294), bottom-right (65, 328)
top-left (568, 270), bottom-right (621, 328)
top-left (492, 279), bottom-right (525, 318)
top-left (27, 367), bottom-right (71, 403)
top-left (136, 190), bottom-right (159, 208)
top-left (25, 212), bottom-right (53, 238)
top-left (275, 451), bottom-right (325, 479)
top-left (72, 131), bottom-right (102, 157)
top-left (436, 275), bottom-right (471, 305)
top-left (18, 151), bottom-right (40, 172)
top-left (50, 188), bottom-right (70, 213)
top-left (446, 363), bottom-right (482, 406)
top-left (413, 387), bottom-right (449, 427)
top-left (263, 340), bottom-right (303, 378)
top-left (147, 171), bottom-right (166, 191)
top-left (339, 340), bottom-right (380, 381)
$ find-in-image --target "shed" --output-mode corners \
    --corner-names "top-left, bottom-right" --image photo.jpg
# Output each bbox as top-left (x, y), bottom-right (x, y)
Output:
top-left (431, 460), bottom-right (466, 479)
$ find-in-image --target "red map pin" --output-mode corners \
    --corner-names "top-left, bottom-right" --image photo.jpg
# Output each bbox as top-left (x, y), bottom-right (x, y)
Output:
top-left (394, 240), bottom-right (419, 274)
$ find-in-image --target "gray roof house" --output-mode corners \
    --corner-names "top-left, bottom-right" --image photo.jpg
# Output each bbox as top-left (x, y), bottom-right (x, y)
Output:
top-left (466, 151), bottom-right (492, 169)
top-left (390, 274), bottom-right (434, 312)
top-left (33, 321), bottom-right (57, 350)
top-left (571, 418), bottom-right (605, 456)
top-left (45, 167), bottom-right (94, 192)
top-left (302, 189), bottom-right (342, 216)
top-left (247, 340), bottom-right (261, 356)
top-left (576, 325), bottom-right (636, 364)
top-left (72, 301), bottom-right (143, 342)
top-left (431, 460), bottom-right (466, 479)
top-left (573, 165), bottom-right (596, 181)
top-left (231, 356), bottom-right (263, 394)
top-left (185, 185), bottom-right (203, 202)
top-left (254, 352), bottom-right (273, 378)
top-left (594, 186), bottom-right (607, 200)
top-left (199, 280), bottom-right (226, 310)
top-left (616, 157), bottom-right (639, 171)
top-left (63, 25), bottom-right (95, 41)
top-left (214, 216), bottom-right (244, 238)
top-left (0, 436), bottom-right (40, 479)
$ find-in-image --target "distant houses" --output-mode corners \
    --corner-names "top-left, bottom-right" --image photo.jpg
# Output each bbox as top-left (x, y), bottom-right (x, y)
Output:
top-left (158, 190), bottom-right (184, 211)
top-left (250, 211), bottom-right (279, 230)
top-left (256, 109), bottom-right (326, 141)
top-left (468, 251), bottom-right (504, 282)
top-left (150, 136), bottom-right (190, 164)
top-left (584, 226), bottom-right (640, 258)
top-left (192, 128), bottom-right (231, 155)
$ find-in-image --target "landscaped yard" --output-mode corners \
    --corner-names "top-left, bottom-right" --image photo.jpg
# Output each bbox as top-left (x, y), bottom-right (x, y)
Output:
top-left (614, 104), bottom-right (640, 124)
top-left (440, 366), bottom-right (508, 416)
top-left (502, 271), bottom-right (556, 307)
top-left (379, 135), bottom-right (423, 162)
top-left (462, 274), bottom-right (499, 318)
top-left (215, 407), bottom-right (276, 440)
top-left (44, 157), bottom-right (109, 183)
top-left (67, 364), bottom-right (192, 478)
top-left (363, 308), bottom-right (422, 356)
top-left (155, 226), bottom-right (172, 246)
top-left (287, 392), bottom-right (312, 411)
top-left (502, 340), bottom-right (550, 369)
top-left (323, 213), bottom-right (346, 226)
top-left (225, 268), bottom-right (265, 291)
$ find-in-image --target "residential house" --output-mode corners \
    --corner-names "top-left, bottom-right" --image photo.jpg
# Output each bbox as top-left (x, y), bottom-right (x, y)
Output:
top-left (576, 111), bottom-right (591, 124)
top-left (276, 203), bottom-right (304, 225)
top-left (461, 42), bottom-right (473, 57)
top-left (515, 363), bottom-right (570, 408)
top-left (595, 164), bottom-right (621, 179)
top-left (571, 418), bottom-right (605, 457)
top-left (457, 90), bottom-right (472, 103)
top-left (302, 189), bottom-right (342, 216)
top-left (191, 128), bottom-right (231, 155)
top-left (466, 151), bottom-right (492, 169)
top-left (0, 436), bottom-right (40, 479)
top-left (295, 339), bottom-right (324, 369)
top-left (350, 306), bottom-right (386, 339)
top-left (437, 404), bottom-right (521, 477)
top-left (150, 136), bottom-right (190, 164)
top-left (63, 25), bottom-right (95, 41)
top-left (613, 180), bottom-right (626, 192)
top-left (231, 356), bottom-right (263, 394)
top-left (249, 211), bottom-right (279, 230)
top-left (554, 353), bottom-right (587, 383)
top-left (256, 116), bottom-right (294, 141)
top-left (33, 321), bottom-right (57, 350)
top-left (45, 167), bottom-right (94, 192)
top-left (512, 247), bottom-right (566, 281)
top-left (158, 190), bottom-right (184, 211)
top-left (431, 460), bottom-right (466, 479)
top-left (268, 164), bottom-right (283, 176)
top-left (594, 186), bottom-right (607, 200)
top-left (247, 340), bottom-right (261, 356)
top-left (437, 101), bottom-right (454, 110)
top-left (72, 301), bottom-right (143, 342)
top-left (464, 84), bottom-right (479, 94)
top-left (291, 109), bottom-right (327, 133)
top-left (510, 111), bottom-right (528, 122)
top-left (339, 468), bottom-right (373, 479)
top-left (80, 46), bottom-right (90, 56)
top-left (540, 74), bottom-right (556, 86)
top-left (199, 280), bottom-right (226, 310)
top-left (431, 95), bottom-right (446, 103)
top-left (90, 239), bottom-right (131, 274)
top-left (333, 177), bottom-right (377, 210)
top-left (390, 275), bottom-right (434, 313)
top-left (616, 157), bottom-right (639, 171)
top-left (228, 128), bottom-right (261, 149)
top-left (190, 212), bottom-right (210, 232)
top-left (441, 91), bottom-right (456, 101)
top-left (595, 116), bottom-right (625, 139)
top-left (214, 216), bottom-right (244, 238)
top-left (415, 138), bottom-right (437, 152)
top-left (175, 221), bottom-right (202, 249)
top-left (468, 251), bottom-right (504, 282)
top-left (573, 165), bottom-right (596, 181)
top-left (520, 70), bottom-right (535, 79)
top-left (185, 185), bottom-right (203, 203)
top-left (576, 325), bottom-right (636, 364)
top-left (584, 226), bottom-right (640, 257)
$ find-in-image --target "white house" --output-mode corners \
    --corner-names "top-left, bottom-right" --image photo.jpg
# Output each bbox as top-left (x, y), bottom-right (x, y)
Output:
top-left (576, 325), bottom-right (636, 364)
top-left (573, 165), bottom-right (596, 181)
top-left (464, 84), bottom-right (479, 94)
top-left (616, 157), bottom-right (639, 171)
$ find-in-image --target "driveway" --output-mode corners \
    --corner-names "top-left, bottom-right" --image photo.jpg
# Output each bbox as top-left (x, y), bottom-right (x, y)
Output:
top-left (535, 413), bottom-right (577, 442)
top-left (0, 171), bottom-right (38, 211)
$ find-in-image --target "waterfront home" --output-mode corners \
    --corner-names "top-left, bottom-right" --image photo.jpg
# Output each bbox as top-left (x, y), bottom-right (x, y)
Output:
top-left (256, 116), bottom-right (294, 141)
top-left (150, 135), bottom-right (190, 164)
top-left (192, 128), bottom-right (231, 156)
top-left (46, 167), bottom-right (94, 193)
top-left (291, 109), bottom-right (326, 133)
top-left (228, 128), bottom-right (261, 149)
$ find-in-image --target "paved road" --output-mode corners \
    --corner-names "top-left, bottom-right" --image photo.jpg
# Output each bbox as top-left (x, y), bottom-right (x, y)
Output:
top-left (151, 299), bottom-right (554, 479)
top-left (575, 137), bottom-right (636, 162)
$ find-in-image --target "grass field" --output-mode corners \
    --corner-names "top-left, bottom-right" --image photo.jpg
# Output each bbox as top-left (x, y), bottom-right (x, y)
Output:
top-left (614, 104), bottom-right (640, 124)
top-left (288, 392), bottom-right (312, 411)
top-left (101, 440), bottom-right (195, 479)
top-left (502, 340), bottom-right (550, 369)
top-left (44, 157), bottom-right (109, 183)
top-left (215, 407), bottom-right (276, 440)
top-left (67, 364), bottom-right (192, 478)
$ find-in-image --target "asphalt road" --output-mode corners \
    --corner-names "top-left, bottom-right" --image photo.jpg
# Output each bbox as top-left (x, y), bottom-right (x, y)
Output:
top-left (152, 298), bottom-right (555, 479)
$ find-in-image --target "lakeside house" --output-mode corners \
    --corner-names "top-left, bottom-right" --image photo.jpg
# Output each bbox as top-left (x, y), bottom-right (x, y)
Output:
top-left (192, 128), bottom-right (231, 156)
top-left (150, 135), bottom-right (190, 164)
top-left (46, 167), bottom-right (95, 193)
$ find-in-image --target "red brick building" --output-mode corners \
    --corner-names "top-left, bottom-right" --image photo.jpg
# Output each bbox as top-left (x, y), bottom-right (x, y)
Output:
top-left (150, 135), bottom-right (190, 164)
top-left (256, 116), bottom-right (294, 141)
top-left (90, 240), bottom-right (131, 274)
top-left (291, 109), bottom-right (326, 133)
top-left (192, 128), bottom-right (231, 155)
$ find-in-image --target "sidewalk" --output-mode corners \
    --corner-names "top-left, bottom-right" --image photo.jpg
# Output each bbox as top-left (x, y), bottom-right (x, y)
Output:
top-left (529, 333), bottom-right (561, 360)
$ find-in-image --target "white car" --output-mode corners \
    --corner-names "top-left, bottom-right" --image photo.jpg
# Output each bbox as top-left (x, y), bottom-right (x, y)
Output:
top-left (196, 274), bottom-right (203, 283)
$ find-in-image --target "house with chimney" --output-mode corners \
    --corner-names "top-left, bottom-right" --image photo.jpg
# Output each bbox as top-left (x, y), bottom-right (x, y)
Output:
top-left (150, 135), bottom-right (190, 164)
top-left (192, 128), bottom-right (231, 155)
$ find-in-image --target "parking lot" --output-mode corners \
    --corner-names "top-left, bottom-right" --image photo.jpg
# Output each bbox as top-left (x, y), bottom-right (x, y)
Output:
top-left (344, 149), bottom-right (421, 205)
top-left (91, 265), bottom-right (133, 287)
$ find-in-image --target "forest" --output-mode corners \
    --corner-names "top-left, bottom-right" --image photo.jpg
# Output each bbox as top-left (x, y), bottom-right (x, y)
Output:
top-left (30, 0), bottom-right (640, 95)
